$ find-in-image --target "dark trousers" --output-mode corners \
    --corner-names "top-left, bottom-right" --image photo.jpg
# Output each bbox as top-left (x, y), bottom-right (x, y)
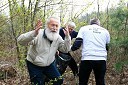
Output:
top-left (56, 52), bottom-right (78, 76)
top-left (26, 60), bottom-right (63, 85)
top-left (79, 60), bottom-right (106, 85)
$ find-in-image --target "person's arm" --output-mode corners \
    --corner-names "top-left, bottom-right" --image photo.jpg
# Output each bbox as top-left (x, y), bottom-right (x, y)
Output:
top-left (71, 38), bottom-right (83, 51)
top-left (106, 44), bottom-right (109, 51)
top-left (17, 30), bottom-right (37, 46)
top-left (59, 27), bottom-right (65, 40)
top-left (106, 30), bottom-right (110, 51)
top-left (17, 20), bottom-right (42, 46)
top-left (58, 34), bottom-right (71, 53)
top-left (58, 26), bottom-right (71, 53)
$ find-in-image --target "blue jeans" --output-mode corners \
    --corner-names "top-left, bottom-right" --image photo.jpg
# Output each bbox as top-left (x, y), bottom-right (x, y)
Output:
top-left (26, 60), bottom-right (63, 85)
top-left (79, 60), bottom-right (106, 85)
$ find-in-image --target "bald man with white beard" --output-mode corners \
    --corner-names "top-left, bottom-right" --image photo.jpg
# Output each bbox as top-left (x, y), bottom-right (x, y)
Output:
top-left (17, 16), bottom-right (71, 85)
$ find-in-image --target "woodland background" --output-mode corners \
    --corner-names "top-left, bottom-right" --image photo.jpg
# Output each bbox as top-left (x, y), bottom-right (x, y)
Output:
top-left (0, 0), bottom-right (128, 85)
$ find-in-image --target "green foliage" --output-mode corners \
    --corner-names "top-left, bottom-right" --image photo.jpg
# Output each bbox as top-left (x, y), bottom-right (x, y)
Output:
top-left (48, 75), bottom-right (63, 85)
top-left (114, 60), bottom-right (128, 72)
top-left (109, 6), bottom-right (127, 30)
top-left (73, 19), bottom-right (88, 31)
top-left (19, 59), bottom-right (26, 68)
top-left (119, 38), bottom-right (128, 48)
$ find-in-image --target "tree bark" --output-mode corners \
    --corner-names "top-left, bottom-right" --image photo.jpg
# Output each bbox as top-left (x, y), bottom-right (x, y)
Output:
top-left (8, 0), bottom-right (20, 61)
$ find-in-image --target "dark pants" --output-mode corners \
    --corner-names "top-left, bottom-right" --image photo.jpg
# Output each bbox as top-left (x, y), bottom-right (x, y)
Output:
top-left (79, 60), bottom-right (106, 85)
top-left (26, 60), bottom-right (63, 85)
top-left (56, 52), bottom-right (78, 76)
top-left (44, 53), bottom-right (78, 83)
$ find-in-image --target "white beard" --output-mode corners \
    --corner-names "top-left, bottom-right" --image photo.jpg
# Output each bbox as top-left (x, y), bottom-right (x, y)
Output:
top-left (45, 28), bottom-right (59, 41)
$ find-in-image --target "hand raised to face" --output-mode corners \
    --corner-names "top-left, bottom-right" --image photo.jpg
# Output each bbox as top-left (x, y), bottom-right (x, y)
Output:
top-left (63, 25), bottom-right (70, 36)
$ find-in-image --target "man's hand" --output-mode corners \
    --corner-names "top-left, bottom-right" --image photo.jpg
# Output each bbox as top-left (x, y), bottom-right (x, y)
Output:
top-left (63, 25), bottom-right (70, 36)
top-left (35, 20), bottom-right (43, 35)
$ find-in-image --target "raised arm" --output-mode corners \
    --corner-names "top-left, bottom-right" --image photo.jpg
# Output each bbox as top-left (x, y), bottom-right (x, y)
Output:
top-left (17, 20), bottom-right (43, 46)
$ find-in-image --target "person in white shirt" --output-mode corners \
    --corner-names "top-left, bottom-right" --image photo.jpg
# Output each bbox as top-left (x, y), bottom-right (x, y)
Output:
top-left (71, 18), bottom-right (110, 85)
top-left (17, 16), bottom-right (71, 85)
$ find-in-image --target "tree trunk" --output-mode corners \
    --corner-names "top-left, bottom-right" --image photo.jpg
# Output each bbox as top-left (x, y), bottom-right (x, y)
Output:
top-left (31, 0), bottom-right (40, 28)
top-left (8, 0), bottom-right (20, 61)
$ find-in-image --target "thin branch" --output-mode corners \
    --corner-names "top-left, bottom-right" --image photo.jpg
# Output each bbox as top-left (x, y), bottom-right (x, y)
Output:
top-left (74, 0), bottom-right (95, 19)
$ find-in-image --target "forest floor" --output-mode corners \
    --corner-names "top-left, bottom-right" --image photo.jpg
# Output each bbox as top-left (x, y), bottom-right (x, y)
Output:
top-left (0, 55), bottom-right (128, 85)
top-left (63, 65), bottom-right (128, 85)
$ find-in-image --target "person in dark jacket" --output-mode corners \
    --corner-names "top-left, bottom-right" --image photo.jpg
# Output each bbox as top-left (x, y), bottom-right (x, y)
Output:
top-left (57, 21), bottom-right (78, 76)
top-left (59, 21), bottom-right (78, 40)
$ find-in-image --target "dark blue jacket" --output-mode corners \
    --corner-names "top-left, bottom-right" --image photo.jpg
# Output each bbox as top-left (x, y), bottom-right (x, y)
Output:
top-left (59, 27), bottom-right (78, 40)
top-left (59, 27), bottom-right (83, 51)
top-left (58, 27), bottom-right (78, 76)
